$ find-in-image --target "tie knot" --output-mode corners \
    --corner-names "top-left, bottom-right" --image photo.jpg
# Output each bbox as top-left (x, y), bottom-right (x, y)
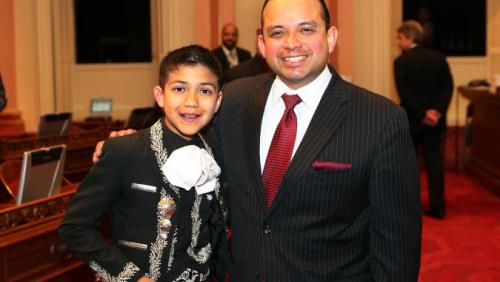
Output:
top-left (282, 94), bottom-right (302, 111)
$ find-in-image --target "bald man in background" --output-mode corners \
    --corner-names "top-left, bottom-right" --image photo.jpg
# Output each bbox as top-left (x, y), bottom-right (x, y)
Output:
top-left (212, 23), bottom-right (252, 73)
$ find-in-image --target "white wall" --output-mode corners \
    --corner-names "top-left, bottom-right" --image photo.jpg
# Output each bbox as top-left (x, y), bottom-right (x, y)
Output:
top-left (234, 1), bottom-right (261, 55)
top-left (12, 0), bottom-right (497, 129)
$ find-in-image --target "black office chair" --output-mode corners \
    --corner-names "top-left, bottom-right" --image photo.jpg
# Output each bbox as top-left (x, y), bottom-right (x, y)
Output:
top-left (125, 106), bottom-right (163, 130)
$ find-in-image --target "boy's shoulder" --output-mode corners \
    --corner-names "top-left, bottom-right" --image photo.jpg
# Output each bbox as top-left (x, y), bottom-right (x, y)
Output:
top-left (104, 128), bottom-right (150, 152)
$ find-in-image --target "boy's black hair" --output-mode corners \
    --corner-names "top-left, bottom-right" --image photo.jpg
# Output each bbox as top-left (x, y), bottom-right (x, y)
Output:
top-left (159, 44), bottom-right (223, 90)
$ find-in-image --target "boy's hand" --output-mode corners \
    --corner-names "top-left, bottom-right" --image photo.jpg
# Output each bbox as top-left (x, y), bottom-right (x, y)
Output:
top-left (92, 129), bottom-right (138, 163)
top-left (138, 276), bottom-right (155, 282)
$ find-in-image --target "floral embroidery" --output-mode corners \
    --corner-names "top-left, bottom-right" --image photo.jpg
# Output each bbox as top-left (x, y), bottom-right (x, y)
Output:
top-left (89, 261), bottom-right (139, 282)
top-left (146, 189), bottom-right (171, 280)
top-left (187, 194), bottom-right (212, 263)
top-left (173, 268), bottom-right (210, 282)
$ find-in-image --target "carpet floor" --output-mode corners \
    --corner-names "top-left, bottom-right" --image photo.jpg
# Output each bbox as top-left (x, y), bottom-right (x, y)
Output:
top-left (419, 171), bottom-right (500, 281)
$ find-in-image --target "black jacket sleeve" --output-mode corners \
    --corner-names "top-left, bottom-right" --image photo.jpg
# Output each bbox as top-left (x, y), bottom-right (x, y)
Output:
top-left (59, 139), bottom-right (145, 281)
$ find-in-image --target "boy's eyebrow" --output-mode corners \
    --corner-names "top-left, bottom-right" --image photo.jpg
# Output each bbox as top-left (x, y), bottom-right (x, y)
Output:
top-left (200, 82), bottom-right (217, 88)
top-left (171, 80), bottom-right (217, 88)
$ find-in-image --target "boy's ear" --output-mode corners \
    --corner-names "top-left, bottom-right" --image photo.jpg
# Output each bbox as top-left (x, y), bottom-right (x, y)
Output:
top-left (215, 91), bottom-right (223, 113)
top-left (153, 86), bottom-right (164, 107)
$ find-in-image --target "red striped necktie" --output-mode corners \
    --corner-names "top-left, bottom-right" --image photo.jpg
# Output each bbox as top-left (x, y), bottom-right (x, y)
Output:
top-left (262, 94), bottom-right (302, 207)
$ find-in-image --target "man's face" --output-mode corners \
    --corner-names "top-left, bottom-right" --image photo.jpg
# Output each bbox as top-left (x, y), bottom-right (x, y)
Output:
top-left (258, 0), bottom-right (337, 89)
top-left (397, 33), bottom-right (413, 51)
top-left (154, 65), bottom-right (222, 140)
top-left (222, 24), bottom-right (238, 50)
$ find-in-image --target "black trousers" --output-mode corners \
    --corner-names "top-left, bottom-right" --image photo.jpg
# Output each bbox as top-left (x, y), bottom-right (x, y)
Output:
top-left (411, 126), bottom-right (446, 214)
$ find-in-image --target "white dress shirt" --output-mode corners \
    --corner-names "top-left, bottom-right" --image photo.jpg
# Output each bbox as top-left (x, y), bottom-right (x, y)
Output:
top-left (222, 45), bottom-right (239, 68)
top-left (259, 66), bottom-right (332, 172)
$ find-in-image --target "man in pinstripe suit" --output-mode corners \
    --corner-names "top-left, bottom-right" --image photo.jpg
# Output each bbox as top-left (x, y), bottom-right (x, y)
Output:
top-left (93, 0), bottom-right (422, 280)
top-left (214, 0), bottom-right (422, 280)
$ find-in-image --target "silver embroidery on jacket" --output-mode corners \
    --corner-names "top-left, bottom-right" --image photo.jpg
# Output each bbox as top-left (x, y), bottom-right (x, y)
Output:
top-left (199, 134), bottom-right (228, 223)
top-left (173, 268), bottom-right (210, 282)
top-left (187, 194), bottom-right (212, 263)
top-left (168, 228), bottom-right (178, 271)
top-left (89, 261), bottom-right (140, 282)
top-left (146, 188), bottom-right (171, 280)
top-left (151, 120), bottom-right (180, 195)
top-left (148, 120), bottom-right (219, 277)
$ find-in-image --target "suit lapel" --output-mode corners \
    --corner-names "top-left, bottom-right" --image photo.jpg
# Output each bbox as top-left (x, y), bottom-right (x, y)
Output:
top-left (242, 74), bottom-right (275, 210)
top-left (270, 70), bottom-right (349, 210)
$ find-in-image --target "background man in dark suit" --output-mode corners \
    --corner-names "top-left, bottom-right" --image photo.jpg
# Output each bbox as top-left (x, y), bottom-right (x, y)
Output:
top-left (212, 23), bottom-right (252, 73)
top-left (221, 28), bottom-right (269, 86)
top-left (394, 20), bottom-right (453, 220)
top-left (216, 0), bottom-right (421, 280)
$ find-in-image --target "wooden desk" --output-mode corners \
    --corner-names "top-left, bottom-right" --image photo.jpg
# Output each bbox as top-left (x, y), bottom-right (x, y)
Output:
top-left (0, 122), bottom-right (122, 183)
top-left (0, 185), bottom-right (94, 281)
top-left (459, 86), bottom-right (500, 196)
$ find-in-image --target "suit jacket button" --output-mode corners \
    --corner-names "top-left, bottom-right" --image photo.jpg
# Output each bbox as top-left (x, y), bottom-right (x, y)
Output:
top-left (263, 225), bottom-right (271, 235)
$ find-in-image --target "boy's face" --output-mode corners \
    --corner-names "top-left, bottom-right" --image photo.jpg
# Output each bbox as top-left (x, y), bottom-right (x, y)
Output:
top-left (154, 64), bottom-right (222, 140)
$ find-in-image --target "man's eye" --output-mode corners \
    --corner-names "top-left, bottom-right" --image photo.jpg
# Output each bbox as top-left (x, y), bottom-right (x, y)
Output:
top-left (269, 30), bottom-right (284, 37)
top-left (301, 27), bottom-right (316, 33)
top-left (172, 87), bottom-right (184, 92)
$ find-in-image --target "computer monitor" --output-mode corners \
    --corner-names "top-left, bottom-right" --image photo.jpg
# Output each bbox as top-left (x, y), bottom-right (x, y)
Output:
top-left (37, 112), bottom-right (72, 137)
top-left (16, 144), bottom-right (66, 205)
top-left (88, 98), bottom-right (112, 120)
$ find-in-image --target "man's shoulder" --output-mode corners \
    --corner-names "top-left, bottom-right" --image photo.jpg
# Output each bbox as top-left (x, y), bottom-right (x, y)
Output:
top-left (223, 72), bottom-right (273, 92)
top-left (212, 46), bottom-right (224, 55)
top-left (236, 47), bottom-right (252, 57)
top-left (236, 47), bottom-right (251, 53)
top-left (105, 128), bottom-right (149, 151)
top-left (344, 80), bottom-right (399, 110)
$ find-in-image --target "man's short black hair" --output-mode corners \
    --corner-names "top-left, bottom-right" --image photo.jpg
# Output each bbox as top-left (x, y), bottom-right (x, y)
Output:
top-left (260, 0), bottom-right (331, 31)
top-left (159, 45), bottom-right (223, 90)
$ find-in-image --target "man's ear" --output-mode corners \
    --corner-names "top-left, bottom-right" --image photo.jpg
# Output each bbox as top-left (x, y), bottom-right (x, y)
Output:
top-left (153, 86), bottom-right (164, 107)
top-left (257, 34), bottom-right (266, 59)
top-left (215, 91), bottom-right (223, 113)
top-left (327, 26), bottom-right (338, 54)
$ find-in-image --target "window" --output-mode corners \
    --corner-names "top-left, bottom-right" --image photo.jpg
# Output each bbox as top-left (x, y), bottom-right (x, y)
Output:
top-left (403, 1), bottom-right (486, 56)
top-left (74, 0), bottom-right (152, 63)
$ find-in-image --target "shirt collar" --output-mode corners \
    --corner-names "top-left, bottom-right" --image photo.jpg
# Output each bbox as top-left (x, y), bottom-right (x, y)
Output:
top-left (270, 66), bottom-right (332, 109)
top-left (222, 45), bottom-right (236, 55)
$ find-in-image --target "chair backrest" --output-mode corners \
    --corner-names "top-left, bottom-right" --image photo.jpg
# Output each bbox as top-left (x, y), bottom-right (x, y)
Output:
top-left (37, 112), bottom-right (73, 137)
top-left (125, 107), bottom-right (157, 130)
top-left (16, 144), bottom-right (66, 205)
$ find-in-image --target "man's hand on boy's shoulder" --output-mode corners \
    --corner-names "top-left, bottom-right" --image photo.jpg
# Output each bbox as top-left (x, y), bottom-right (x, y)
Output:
top-left (138, 276), bottom-right (155, 282)
top-left (92, 129), bottom-right (138, 163)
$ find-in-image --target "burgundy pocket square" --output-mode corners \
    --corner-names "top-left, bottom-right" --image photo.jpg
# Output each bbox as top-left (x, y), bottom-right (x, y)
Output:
top-left (312, 161), bottom-right (352, 171)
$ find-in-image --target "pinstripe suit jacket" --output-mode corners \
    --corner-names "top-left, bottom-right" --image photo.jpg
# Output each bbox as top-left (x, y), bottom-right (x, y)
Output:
top-left (215, 68), bottom-right (422, 281)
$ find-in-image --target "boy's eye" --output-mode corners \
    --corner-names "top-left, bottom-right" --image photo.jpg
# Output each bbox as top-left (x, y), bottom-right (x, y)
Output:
top-left (172, 86), bottom-right (185, 93)
top-left (200, 88), bottom-right (213, 95)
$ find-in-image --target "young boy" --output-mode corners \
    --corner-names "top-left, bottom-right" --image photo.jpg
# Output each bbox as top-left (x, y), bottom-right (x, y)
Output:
top-left (59, 45), bottom-right (226, 282)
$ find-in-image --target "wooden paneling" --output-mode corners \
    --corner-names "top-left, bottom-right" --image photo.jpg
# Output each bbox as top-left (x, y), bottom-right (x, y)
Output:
top-left (0, 187), bottom-right (95, 281)
top-left (460, 86), bottom-right (500, 196)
